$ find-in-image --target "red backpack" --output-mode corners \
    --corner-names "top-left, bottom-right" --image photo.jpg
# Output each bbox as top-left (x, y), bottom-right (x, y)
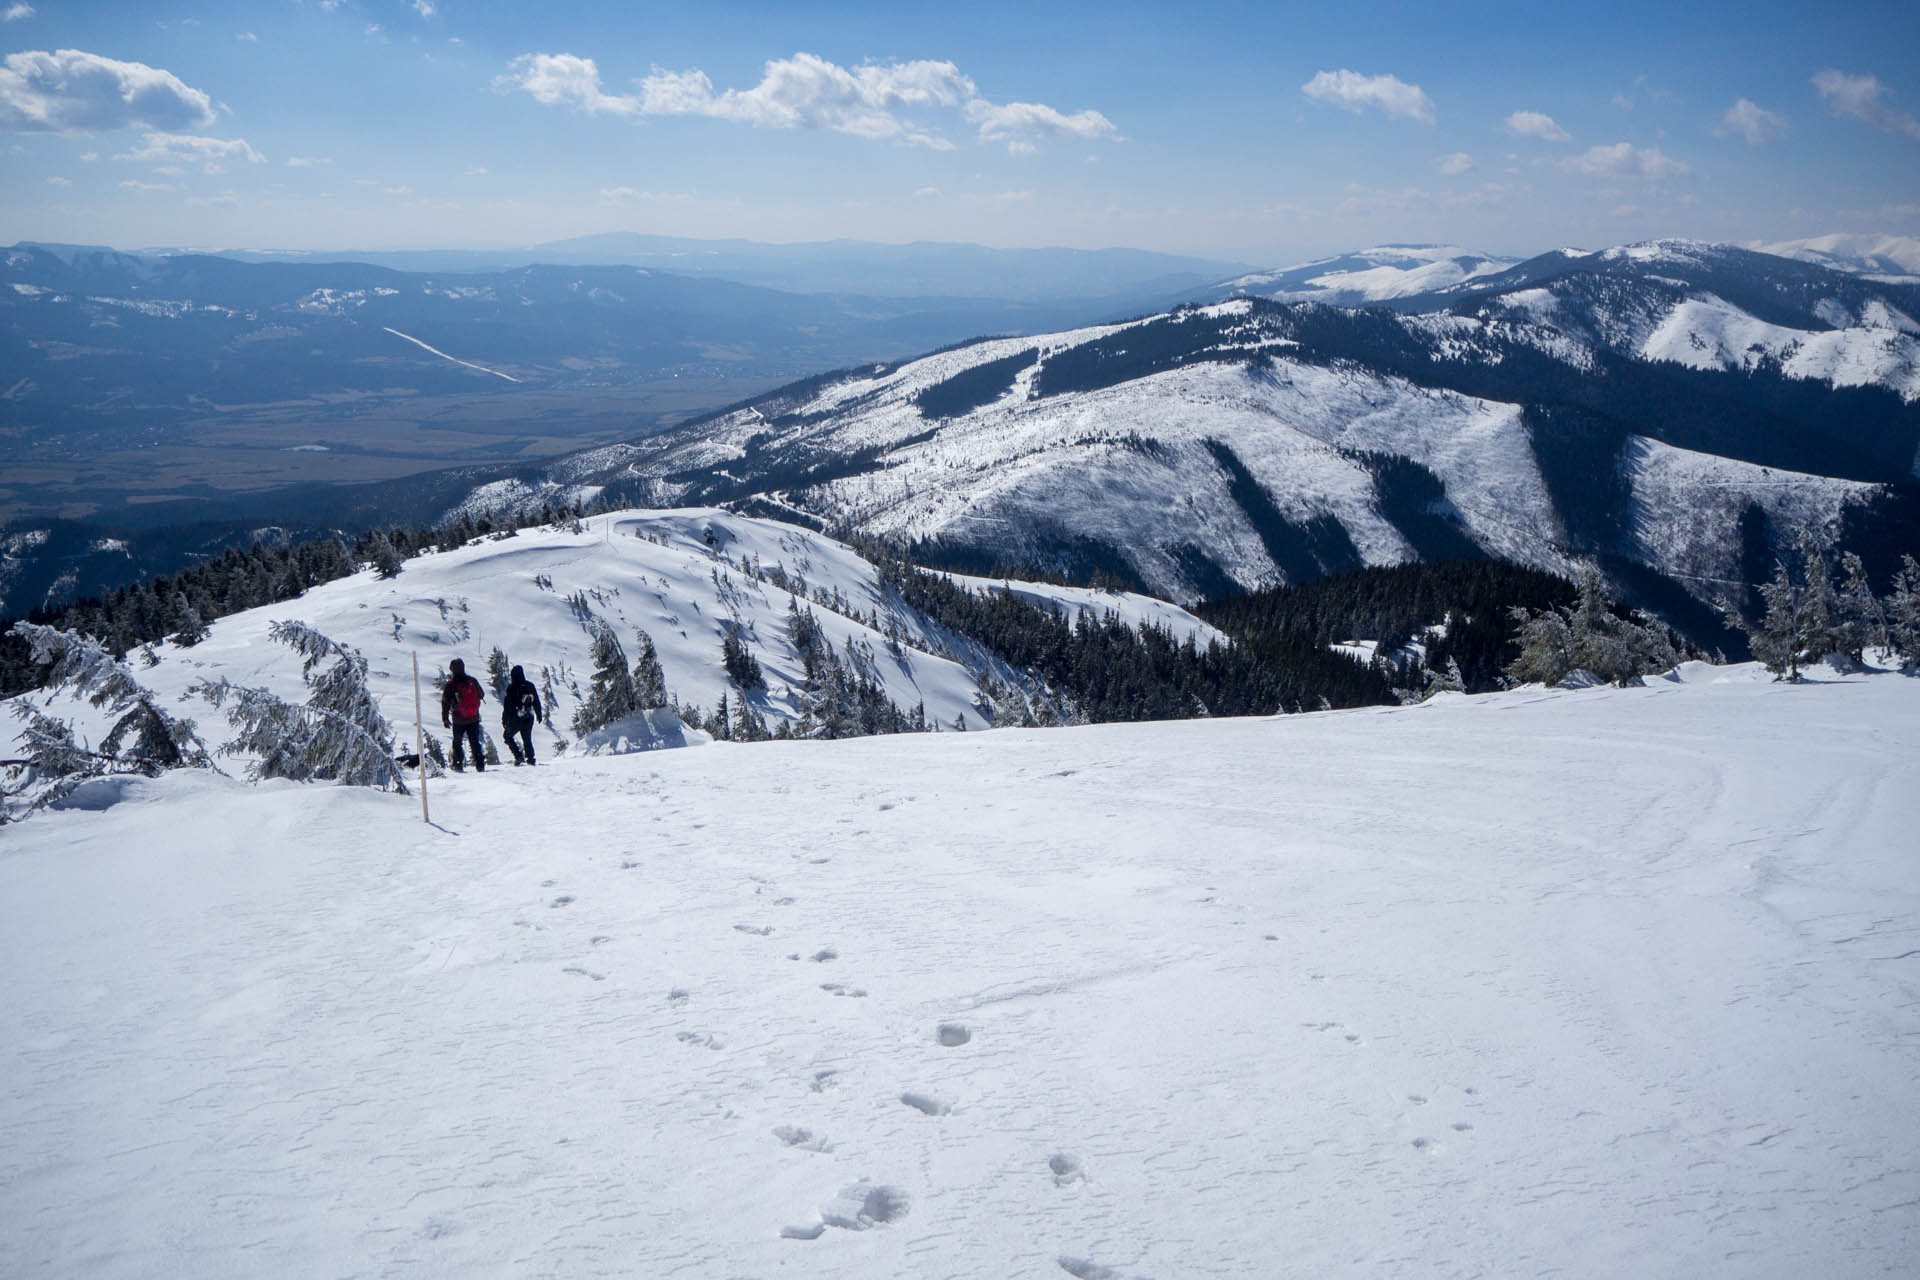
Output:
top-left (454, 677), bottom-right (482, 720)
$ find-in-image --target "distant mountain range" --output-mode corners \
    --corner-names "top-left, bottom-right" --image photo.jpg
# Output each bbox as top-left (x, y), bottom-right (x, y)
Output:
top-left (125, 234), bottom-right (1254, 304)
top-left (393, 239), bottom-right (1920, 645)
top-left (5, 236), bottom-right (1917, 639)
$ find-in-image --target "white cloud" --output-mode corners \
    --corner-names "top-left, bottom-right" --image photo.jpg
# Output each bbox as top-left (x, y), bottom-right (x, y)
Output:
top-left (509, 49), bottom-right (1114, 152)
top-left (964, 97), bottom-right (1116, 143)
top-left (1610, 203), bottom-right (1640, 217)
top-left (3, 4), bottom-right (35, 21)
top-left (912, 185), bottom-right (940, 198)
top-left (640, 53), bottom-right (975, 146)
top-left (118, 178), bottom-right (172, 192)
top-left (499, 52), bottom-right (640, 116)
top-left (79, 150), bottom-right (96, 161)
top-left (117, 130), bottom-right (266, 172)
top-left (1436, 151), bottom-right (1475, 175)
top-left (237, 32), bottom-right (257, 43)
top-left (1718, 98), bottom-right (1785, 144)
top-left (1006, 139), bottom-right (1037, 156)
top-left (1813, 69), bottom-right (1920, 141)
top-left (412, 0), bottom-right (436, 16)
top-left (465, 166), bottom-right (487, 176)
top-left (1504, 110), bottom-right (1570, 141)
top-left (600, 186), bottom-right (647, 201)
top-left (44, 173), bottom-right (67, 184)
top-left (0, 48), bottom-right (216, 133)
top-left (186, 189), bottom-right (238, 208)
top-left (286, 154), bottom-right (330, 167)
top-left (382, 184), bottom-right (411, 196)
top-left (1300, 70), bottom-right (1435, 124)
top-left (1562, 141), bottom-right (1689, 180)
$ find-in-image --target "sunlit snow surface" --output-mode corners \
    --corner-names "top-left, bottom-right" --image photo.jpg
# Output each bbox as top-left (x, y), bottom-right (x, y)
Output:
top-left (3, 662), bottom-right (1917, 1277)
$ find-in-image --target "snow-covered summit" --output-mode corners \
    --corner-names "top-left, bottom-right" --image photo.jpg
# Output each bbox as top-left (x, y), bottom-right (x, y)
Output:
top-left (1750, 233), bottom-right (1920, 283)
top-left (1202, 244), bottom-right (1518, 305)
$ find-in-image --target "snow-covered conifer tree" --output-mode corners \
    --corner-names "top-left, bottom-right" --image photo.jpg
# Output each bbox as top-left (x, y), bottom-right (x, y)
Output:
top-left (1834, 552), bottom-right (1887, 664)
top-left (190, 620), bottom-right (406, 792)
top-left (570, 618), bottom-right (638, 736)
top-left (632, 629), bottom-right (668, 709)
top-left (1886, 554), bottom-right (1920, 668)
top-left (1505, 568), bottom-right (1677, 687)
top-left (486, 646), bottom-right (511, 700)
top-left (10, 622), bottom-right (210, 773)
top-left (366, 531), bottom-right (405, 579)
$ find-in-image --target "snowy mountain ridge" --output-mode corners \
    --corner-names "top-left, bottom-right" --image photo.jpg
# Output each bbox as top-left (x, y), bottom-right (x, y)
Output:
top-left (1202, 244), bottom-right (1519, 305)
top-left (444, 242), bottom-right (1920, 621)
top-left (6, 509), bottom-right (1221, 771)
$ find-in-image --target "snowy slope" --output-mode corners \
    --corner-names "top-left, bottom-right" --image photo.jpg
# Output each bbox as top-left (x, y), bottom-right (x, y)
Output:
top-left (10, 510), bottom-right (1215, 758)
top-left (943, 573), bottom-right (1229, 648)
top-left (1639, 293), bottom-right (1920, 399)
top-left (3, 665), bottom-right (1916, 1277)
top-left (1203, 244), bottom-right (1517, 305)
top-left (1750, 233), bottom-right (1920, 283)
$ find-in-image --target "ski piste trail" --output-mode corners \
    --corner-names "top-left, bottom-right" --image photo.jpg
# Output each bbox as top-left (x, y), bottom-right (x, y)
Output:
top-left (4, 661), bottom-right (1917, 1277)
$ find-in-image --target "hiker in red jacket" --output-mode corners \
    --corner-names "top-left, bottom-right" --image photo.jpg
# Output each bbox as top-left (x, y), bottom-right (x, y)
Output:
top-left (440, 657), bottom-right (487, 772)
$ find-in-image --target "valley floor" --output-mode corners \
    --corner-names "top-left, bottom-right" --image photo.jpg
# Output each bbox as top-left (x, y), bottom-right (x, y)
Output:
top-left (2, 665), bottom-right (1917, 1278)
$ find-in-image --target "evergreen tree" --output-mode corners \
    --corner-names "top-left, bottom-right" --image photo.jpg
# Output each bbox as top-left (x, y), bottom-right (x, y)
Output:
top-left (169, 591), bottom-right (209, 647)
top-left (632, 629), bottom-right (669, 708)
top-left (721, 624), bottom-right (766, 691)
top-left (486, 645), bottom-right (511, 700)
top-left (9, 622), bottom-right (211, 774)
top-left (1835, 552), bottom-right (1887, 664)
top-left (1505, 568), bottom-right (1676, 687)
top-left (190, 619), bottom-right (407, 792)
top-left (366, 531), bottom-right (405, 579)
top-left (571, 618), bottom-right (639, 736)
top-left (1887, 554), bottom-right (1920, 668)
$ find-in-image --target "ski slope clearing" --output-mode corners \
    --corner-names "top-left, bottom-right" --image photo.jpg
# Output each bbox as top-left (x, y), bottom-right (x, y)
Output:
top-left (4, 666), bottom-right (1917, 1277)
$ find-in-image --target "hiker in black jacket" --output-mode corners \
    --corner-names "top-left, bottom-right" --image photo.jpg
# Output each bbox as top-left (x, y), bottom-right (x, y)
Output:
top-left (441, 657), bottom-right (487, 772)
top-left (501, 664), bottom-right (544, 766)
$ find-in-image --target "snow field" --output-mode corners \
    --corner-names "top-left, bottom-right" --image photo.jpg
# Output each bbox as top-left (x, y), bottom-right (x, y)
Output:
top-left (3, 664), bottom-right (1917, 1277)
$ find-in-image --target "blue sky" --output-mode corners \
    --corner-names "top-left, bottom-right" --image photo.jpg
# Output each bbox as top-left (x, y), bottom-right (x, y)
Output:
top-left (3, 0), bottom-right (1918, 262)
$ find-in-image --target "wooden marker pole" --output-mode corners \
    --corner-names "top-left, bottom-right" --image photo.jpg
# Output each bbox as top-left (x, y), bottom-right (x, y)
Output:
top-left (413, 651), bottom-right (429, 824)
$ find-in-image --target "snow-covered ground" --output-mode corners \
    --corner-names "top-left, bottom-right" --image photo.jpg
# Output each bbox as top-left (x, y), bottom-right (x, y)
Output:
top-left (1640, 293), bottom-right (1920, 401)
top-left (4, 662), bottom-right (1917, 1277)
top-left (22, 510), bottom-right (1213, 753)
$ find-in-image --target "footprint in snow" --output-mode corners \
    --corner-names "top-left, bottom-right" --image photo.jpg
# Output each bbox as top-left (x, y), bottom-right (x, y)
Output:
top-left (773, 1125), bottom-right (834, 1153)
top-left (1057, 1259), bottom-right (1121, 1280)
top-left (667, 988), bottom-right (690, 1007)
top-left (901, 1092), bottom-right (950, 1116)
top-left (781, 1183), bottom-right (910, 1241)
top-left (820, 983), bottom-right (867, 998)
top-left (733, 923), bottom-right (774, 936)
top-left (936, 1023), bottom-right (971, 1047)
top-left (809, 1069), bottom-right (839, 1093)
top-left (1049, 1153), bottom-right (1086, 1186)
top-left (549, 895), bottom-right (573, 908)
top-left (676, 1031), bottom-right (723, 1050)
top-left (562, 966), bottom-right (605, 982)
top-left (810, 948), bottom-right (838, 962)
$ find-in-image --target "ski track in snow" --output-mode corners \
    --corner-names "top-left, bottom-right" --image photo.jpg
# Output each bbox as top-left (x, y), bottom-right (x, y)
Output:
top-left (2, 670), bottom-right (1919, 1276)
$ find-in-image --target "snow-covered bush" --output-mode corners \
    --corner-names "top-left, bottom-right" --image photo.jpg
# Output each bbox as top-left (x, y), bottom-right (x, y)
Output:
top-left (2, 622), bottom-right (213, 820)
top-left (189, 619), bottom-right (409, 792)
top-left (1506, 569), bottom-right (1677, 687)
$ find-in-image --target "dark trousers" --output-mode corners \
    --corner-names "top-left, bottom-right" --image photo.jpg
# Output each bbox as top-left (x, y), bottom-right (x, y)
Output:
top-left (503, 715), bottom-right (536, 764)
top-left (450, 721), bottom-right (484, 770)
